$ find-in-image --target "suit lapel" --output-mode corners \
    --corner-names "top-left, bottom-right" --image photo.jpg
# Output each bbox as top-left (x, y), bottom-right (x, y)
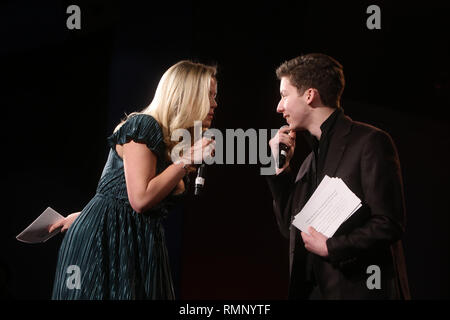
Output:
top-left (322, 112), bottom-right (353, 179)
top-left (295, 152), bottom-right (314, 183)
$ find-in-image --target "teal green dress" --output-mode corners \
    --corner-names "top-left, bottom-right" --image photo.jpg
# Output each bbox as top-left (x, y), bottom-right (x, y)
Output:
top-left (52, 114), bottom-right (181, 299)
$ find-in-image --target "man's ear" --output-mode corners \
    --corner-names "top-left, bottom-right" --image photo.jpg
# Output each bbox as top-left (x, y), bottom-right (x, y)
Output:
top-left (303, 88), bottom-right (314, 104)
top-left (307, 88), bottom-right (322, 107)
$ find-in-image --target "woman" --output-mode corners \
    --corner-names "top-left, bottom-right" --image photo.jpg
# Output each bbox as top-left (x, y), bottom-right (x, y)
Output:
top-left (50, 60), bottom-right (218, 299)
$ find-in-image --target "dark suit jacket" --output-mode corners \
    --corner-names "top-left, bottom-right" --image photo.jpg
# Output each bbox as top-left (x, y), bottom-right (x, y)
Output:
top-left (267, 111), bottom-right (410, 299)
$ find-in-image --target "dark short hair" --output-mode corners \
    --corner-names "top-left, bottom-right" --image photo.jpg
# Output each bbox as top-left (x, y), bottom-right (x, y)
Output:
top-left (276, 53), bottom-right (345, 107)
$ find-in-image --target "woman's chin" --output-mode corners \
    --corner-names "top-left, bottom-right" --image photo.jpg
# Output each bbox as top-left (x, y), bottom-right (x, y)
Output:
top-left (202, 119), bottom-right (212, 128)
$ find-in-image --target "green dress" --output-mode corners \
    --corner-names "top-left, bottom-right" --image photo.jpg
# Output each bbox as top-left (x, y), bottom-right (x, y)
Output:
top-left (52, 114), bottom-right (181, 299)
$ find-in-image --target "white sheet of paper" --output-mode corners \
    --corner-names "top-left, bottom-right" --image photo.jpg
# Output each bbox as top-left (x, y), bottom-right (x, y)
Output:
top-left (16, 207), bottom-right (64, 244)
top-left (292, 176), bottom-right (361, 238)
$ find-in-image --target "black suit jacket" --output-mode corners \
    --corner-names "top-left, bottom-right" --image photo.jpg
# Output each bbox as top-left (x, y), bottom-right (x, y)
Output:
top-left (267, 111), bottom-right (410, 299)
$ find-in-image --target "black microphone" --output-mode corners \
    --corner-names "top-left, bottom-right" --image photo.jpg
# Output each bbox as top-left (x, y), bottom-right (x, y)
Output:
top-left (194, 164), bottom-right (206, 195)
top-left (194, 132), bottom-right (215, 195)
top-left (278, 125), bottom-right (290, 169)
top-left (278, 143), bottom-right (289, 169)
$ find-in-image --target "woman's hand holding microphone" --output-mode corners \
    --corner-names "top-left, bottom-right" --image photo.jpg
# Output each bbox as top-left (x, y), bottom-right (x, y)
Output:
top-left (175, 137), bottom-right (216, 172)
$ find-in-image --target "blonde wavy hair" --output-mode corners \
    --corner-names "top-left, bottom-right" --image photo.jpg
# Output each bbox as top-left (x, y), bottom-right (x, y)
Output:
top-left (115, 60), bottom-right (217, 157)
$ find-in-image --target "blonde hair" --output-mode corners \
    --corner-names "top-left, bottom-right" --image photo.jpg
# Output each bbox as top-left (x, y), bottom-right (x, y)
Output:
top-left (114, 60), bottom-right (217, 156)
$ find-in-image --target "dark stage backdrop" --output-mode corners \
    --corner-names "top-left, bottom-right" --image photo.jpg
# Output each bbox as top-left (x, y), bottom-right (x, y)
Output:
top-left (1, 0), bottom-right (449, 299)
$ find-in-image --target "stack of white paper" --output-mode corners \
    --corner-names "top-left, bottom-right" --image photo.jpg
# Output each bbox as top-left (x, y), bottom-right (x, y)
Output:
top-left (16, 207), bottom-right (64, 244)
top-left (292, 176), bottom-right (361, 238)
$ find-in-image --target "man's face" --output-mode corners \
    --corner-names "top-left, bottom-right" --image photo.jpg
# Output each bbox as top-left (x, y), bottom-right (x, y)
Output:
top-left (202, 77), bottom-right (218, 128)
top-left (277, 77), bottom-right (311, 131)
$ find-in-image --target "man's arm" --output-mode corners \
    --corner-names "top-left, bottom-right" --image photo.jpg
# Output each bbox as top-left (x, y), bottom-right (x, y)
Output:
top-left (266, 167), bottom-right (295, 238)
top-left (326, 129), bottom-right (406, 266)
top-left (266, 127), bottom-right (297, 238)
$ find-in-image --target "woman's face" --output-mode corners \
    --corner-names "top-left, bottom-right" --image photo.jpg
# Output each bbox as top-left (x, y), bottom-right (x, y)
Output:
top-left (202, 77), bottom-right (218, 128)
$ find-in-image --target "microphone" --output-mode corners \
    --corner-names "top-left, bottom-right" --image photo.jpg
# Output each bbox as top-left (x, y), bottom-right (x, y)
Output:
top-left (194, 129), bottom-right (216, 195)
top-left (194, 132), bottom-right (215, 195)
top-left (278, 125), bottom-right (290, 169)
top-left (278, 143), bottom-right (289, 169)
top-left (194, 164), bottom-right (206, 195)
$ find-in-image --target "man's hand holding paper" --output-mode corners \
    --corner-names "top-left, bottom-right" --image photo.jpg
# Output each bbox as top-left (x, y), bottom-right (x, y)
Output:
top-left (301, 226), bottom-right (329, 257)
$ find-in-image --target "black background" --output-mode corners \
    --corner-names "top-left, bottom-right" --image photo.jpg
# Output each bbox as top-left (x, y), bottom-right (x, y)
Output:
top-left (1, 0), bottom-right (449, 300)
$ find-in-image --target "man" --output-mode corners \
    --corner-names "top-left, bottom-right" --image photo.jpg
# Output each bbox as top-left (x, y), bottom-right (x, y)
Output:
top-left (267, 53), bottom-right (410, 299)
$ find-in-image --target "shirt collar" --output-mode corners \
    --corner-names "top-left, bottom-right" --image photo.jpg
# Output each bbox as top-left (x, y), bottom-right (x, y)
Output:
top-left (320, 107), bottom-right (342, 138)
top-left (302, 107), bottom-right (342, 150)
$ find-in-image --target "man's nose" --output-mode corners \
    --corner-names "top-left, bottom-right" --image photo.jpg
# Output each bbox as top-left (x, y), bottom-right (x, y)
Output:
top-left (276, 100), bottom-right (284, 113)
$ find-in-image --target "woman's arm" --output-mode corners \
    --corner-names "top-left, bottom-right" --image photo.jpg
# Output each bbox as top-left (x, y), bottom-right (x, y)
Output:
top-left (123, 140), bottom-right (186, 213)
top-left (123, 138), bottom-right (213, 213)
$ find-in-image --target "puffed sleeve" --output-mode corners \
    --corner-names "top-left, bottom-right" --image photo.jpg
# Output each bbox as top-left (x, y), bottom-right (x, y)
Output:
top-left (107, 114), bottom-right (165, 158)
